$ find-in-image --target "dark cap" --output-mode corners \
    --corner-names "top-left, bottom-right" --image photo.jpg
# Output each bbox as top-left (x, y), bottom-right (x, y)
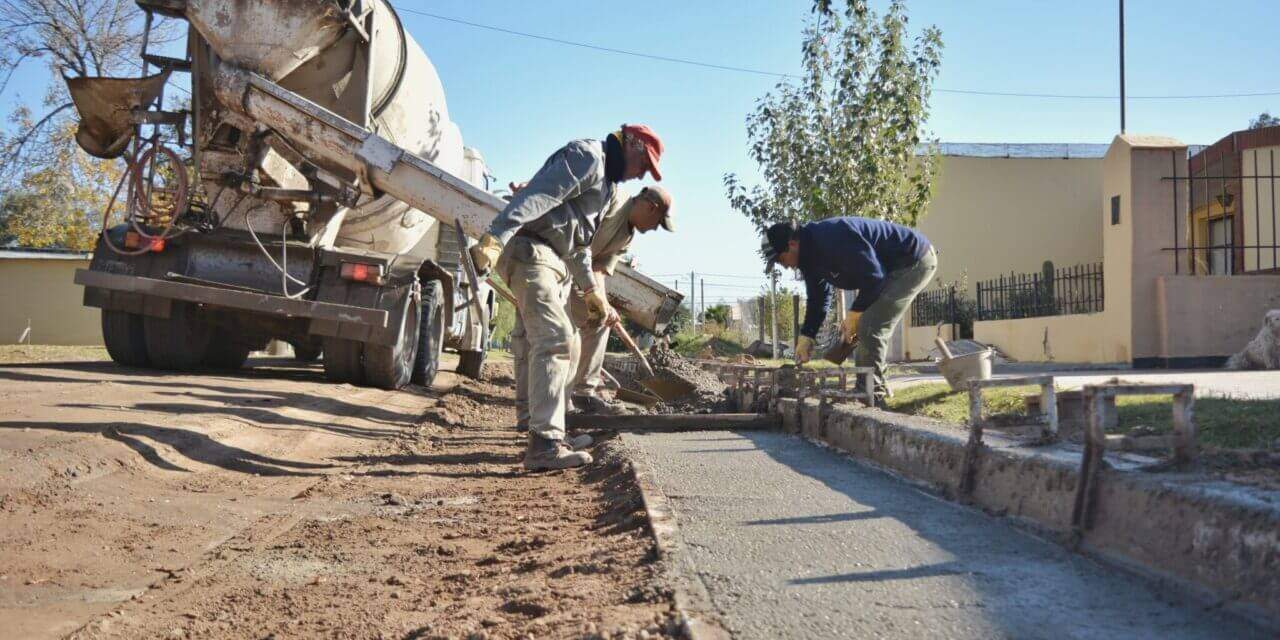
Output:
top-left (760, 221), bottom-right (798, 273)
top-left (638, 186), bottom-right (673, 231)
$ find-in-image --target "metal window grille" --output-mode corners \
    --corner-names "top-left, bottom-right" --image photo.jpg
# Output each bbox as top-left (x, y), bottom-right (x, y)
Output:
top-left (976, 263), bottom-right (1104, 321)
top-left (1162, 128), bottom-right (1280, 275)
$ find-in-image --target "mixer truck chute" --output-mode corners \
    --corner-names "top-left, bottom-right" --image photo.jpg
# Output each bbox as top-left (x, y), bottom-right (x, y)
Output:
top-left (70, 0), bottom-right (682, 390)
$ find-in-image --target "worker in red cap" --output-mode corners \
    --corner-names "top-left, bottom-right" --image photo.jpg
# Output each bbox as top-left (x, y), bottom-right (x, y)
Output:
top-left (469, 124), bottom-right (663, 471)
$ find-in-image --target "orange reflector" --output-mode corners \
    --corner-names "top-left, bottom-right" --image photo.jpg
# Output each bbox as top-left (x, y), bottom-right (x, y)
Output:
top-left (340, 261), bottom-right (384, 284)
top-left (123, 231), bottom-right (164, 252)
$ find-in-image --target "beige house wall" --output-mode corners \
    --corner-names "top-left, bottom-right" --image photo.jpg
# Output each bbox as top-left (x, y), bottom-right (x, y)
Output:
top-left (1157, 275), bottom-right (1280, 360)
top-left (0, 256), bottom-right (101, 345)
top-left (1099, 137), bottom-right (1136, 364)
top-left (917, 155), bottom-right (1104, 298)
top-left (974, 313), bottom-right (1120, 363)
top-left (903, 323), bottom-right (952, 361)
top-left (1242, 145), bottom-right (1280, 272)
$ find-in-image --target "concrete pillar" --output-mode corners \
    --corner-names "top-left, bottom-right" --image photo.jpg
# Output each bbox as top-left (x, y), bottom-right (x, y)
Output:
top-left (1101, 134), bottom-right (1187, 367)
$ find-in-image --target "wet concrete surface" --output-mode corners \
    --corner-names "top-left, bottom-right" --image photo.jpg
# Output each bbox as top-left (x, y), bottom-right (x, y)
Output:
top-left (624, 430), bottom-right (1268, 640)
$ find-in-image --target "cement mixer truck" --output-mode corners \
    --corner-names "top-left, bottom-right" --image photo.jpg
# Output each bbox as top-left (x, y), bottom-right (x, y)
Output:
top-left (68, 0), bottom-right (682, 389)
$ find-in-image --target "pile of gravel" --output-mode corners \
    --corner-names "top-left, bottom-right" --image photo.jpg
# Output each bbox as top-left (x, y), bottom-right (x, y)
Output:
top-left (603, 345), bottom-right (731, 414)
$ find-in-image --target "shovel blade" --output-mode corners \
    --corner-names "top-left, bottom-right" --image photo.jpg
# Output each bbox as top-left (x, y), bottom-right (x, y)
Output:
top-left (640, 376), bottom-right (697, 401)
top-left (616, 387), bottom-right (662, 406)
top-left (823, 339), bottom-right (857, 365)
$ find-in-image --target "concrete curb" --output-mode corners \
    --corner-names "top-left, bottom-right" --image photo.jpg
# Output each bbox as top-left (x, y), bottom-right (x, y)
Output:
top-left (619, 438), bottom-right (732, 640)
top-left (774, 397), bottom-right (1280, 630)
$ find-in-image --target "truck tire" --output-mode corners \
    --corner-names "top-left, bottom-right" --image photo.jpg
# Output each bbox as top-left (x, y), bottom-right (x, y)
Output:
top-left (101, 310), bottom-right (150, 367)
top-left (143, 302), bottom-right (214, 371)
top-left (363, 293), bottom-right (420, 390)
top-left (412, 280), bottom-right (445, 386)
top-left (202, 330), bottom-right (252, 370)
top-left (291, 342), bottom-right (322, 363)
top-left (322, 337), bottom-right (364, 384)
top-left (458, 349), bottom-right (486, 380)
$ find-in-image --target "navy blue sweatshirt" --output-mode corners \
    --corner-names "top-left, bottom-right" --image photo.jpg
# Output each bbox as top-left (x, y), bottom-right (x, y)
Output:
top-left (797, 217), bottom-right (931, 339)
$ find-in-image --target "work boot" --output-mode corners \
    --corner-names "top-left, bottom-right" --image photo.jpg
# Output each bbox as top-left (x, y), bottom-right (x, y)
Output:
top-left (566, 432), bottom-right (594, 450)
top-left (523, 434), bottom-right (593, 471)
top-left (573, 393), bottom-right (624, 416)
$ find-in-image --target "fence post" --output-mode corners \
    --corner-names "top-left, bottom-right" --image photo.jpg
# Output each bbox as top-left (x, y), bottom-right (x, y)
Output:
top-left (949, 286), bottom-right (958, 339)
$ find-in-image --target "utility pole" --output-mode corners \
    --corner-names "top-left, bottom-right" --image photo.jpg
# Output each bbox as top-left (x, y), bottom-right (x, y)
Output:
top-left (1119, 0), bottom-right (1126, 133)
top-left (689, 271), bottom-right (697, 329)
top-left (792, 294), bottom-right (800, 348)
top-left (757, 298), bottom-right (766, 343)
top-left (769, 270), bottom-right (779, 358)
top-left (700, 278), bottom-right (705, 324)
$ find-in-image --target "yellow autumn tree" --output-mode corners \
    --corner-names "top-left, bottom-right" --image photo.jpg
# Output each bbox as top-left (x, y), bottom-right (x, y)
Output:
top-left (0, 119), bottom-right (123, 251)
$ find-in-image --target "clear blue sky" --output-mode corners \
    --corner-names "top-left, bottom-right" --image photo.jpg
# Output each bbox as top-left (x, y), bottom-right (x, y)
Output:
top-left (4, 1), bottom-right (1279, 305)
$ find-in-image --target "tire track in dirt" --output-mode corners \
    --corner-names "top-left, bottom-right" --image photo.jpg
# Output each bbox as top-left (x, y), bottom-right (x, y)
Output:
top-left (3, 356), bottom-right (681, 639)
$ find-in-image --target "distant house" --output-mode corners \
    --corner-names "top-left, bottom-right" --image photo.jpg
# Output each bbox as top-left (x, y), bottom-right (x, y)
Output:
top-left (902, 131), bottom-right (1280, 366)
top-left (0, 249), bottom-right (101, 345)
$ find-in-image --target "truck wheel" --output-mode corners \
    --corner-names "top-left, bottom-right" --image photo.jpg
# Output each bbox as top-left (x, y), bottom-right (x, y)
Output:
top-left (143, 302), bottom-right (214, 371)
top-left (322, 337), bottom-right (364, 384)
top-left (458, 349), bottom-right (486, 380)
top-left (291, 342), bottom-right (323, 363)
top-left (363, 293), bottom-right (420, 390)
top-left (203, 331), bottom-right (252, 370)
top-left (101, 310), bottom-right (150, 367)
top-left (412, 280), bottom-right (445, 386)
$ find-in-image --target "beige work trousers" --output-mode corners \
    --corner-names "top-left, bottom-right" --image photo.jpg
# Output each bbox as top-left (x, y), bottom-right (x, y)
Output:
top-left (567, 295), bottom-right (611, 397)
top-left (498, 237), bottom-right (574, 442)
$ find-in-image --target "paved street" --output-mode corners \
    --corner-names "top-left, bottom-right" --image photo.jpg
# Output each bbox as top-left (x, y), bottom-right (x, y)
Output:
top-left (624, 430), bottom-right (1268, 640)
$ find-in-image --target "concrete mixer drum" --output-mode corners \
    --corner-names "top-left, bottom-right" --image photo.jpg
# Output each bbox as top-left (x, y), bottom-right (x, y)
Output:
top-left (70, 0), bottom-right (682, 390)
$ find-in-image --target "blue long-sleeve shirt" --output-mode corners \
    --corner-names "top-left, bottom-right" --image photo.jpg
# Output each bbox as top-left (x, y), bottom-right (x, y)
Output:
top-left (797, 217), bottom-right (931, 338)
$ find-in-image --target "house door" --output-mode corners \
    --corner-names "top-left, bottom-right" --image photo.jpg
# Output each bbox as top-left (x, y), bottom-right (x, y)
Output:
top-left (1207, 217), bottom-right (1234, 274)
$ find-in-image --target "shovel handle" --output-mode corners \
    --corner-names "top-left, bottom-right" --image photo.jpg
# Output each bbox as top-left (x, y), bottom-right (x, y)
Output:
top-left (613, 322), bottom-right (656, 379)
top-left (486, 278), bottom-right (518, 306)
top-left (934, 336), bottom-right (954, 360)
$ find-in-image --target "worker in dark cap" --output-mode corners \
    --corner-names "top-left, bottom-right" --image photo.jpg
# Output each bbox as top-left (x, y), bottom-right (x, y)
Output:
top-left (470, 124), bottom-right (664, 471)
top-left (760, 217), bottom-right (937, 399)
top-left (567, 184), bottom-right (673, 411)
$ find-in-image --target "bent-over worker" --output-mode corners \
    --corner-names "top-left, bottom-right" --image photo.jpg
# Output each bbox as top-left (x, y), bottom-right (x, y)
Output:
top-left (567, 185), bottom-right (673, 407)
top-left (470, 124), bottom-right (664, 471)
top-left (760, 216), bottom-right (937, 398)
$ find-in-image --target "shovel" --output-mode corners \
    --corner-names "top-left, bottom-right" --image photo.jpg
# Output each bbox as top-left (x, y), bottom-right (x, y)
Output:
top-left (611, 322), bottom-right (695, 402)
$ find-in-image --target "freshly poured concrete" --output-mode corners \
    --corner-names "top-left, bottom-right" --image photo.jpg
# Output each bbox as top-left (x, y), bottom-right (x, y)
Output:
top-left (624, 430), bottom-right (1266, 639)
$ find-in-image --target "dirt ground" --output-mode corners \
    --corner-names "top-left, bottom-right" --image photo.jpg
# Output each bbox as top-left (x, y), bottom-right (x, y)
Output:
top-left (0, 351), bottom-right (677, 639)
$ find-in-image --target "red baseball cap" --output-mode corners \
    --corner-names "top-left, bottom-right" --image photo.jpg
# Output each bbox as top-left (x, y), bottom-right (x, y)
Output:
top-left (622, 123), bottom-right (664, 181)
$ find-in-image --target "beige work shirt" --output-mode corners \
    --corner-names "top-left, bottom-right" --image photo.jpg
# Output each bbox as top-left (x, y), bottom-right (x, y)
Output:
top-left (590, 188), bottom-right (636, 276)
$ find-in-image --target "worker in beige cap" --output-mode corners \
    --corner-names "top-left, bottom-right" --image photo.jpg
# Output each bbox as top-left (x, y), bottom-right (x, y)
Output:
top-left (469, 124), bottom-right (664, 471)
top-left (568, 185), bottom-right (673, 410)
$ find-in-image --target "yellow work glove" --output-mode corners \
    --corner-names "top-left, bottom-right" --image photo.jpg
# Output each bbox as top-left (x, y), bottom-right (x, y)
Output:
top-left (795, 335), bottom-right (815, 364)
top-left (841, 310), bottom-right (863, 344)
top-left (469, 233), bottom-right (503, 275)
top-left (583, 288), bottom-right (618, 327)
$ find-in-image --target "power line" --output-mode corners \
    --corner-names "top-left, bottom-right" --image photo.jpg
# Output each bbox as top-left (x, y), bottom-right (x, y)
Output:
top-left (393, 6), bottom-right (1280, 101)
top-left (392, 6), bottom-right (790, 79)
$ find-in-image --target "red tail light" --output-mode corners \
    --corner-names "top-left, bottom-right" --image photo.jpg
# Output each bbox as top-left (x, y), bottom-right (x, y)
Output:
top-left (124, 231), bottom-right (165, 252)
top-left (340, 261), bottom-right (385, 284)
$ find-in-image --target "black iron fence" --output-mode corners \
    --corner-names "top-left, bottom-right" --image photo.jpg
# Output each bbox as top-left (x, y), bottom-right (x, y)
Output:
top-left (976, 262), bottom-right (1103, 321)
top-left (912, 285), bottom-right (960, 327)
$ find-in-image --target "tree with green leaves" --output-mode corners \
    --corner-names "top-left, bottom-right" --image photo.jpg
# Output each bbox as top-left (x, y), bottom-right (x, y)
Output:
top-left (0, 120), bottom-right (122, 250)
top-left (725, 0), bottom-right (943, 231)
top-left (702, 304), bottom-right (731, 326)
top-left (1250, 112), bottom-right (1280, 130)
